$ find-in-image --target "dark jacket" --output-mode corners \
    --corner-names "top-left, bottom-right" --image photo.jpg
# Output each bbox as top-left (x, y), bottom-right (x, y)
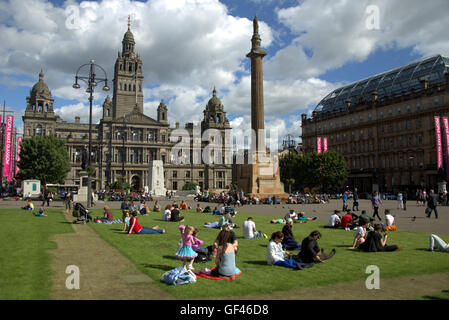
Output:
top-left (359, 231), bottom-right (384, 252)
top-left (297, 236), bottom-right (320, 263)
top-left (427, 193), bottom-right (438, 208)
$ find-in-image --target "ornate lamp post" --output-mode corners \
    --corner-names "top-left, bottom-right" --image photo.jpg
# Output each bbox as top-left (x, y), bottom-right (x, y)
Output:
top-left (73, 60), bottom-right (109, 207)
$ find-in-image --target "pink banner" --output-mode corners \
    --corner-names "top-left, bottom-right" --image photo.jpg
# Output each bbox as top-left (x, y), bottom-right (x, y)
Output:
top-left (3, 115), bottom-right (13, 181)
top-left (15, 137), bottom-right (22, 176)
top-left (323, 137), bottom-right (328, 152)
top-left (317, 137), bottom-right (322, 154)
top-left (443, 117), bottom-right (449, 181)
top-left (435, 116), bottom-right (443, 169)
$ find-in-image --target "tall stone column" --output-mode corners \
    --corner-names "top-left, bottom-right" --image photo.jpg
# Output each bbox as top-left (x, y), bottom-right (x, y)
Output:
top-left (246, 16), bottom-right (267, 155)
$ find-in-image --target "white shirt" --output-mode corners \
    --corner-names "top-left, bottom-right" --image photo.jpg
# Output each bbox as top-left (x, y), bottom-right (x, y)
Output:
top-left (266, 240), bottom-right (286, 265)
top-left (385, 214), bottom-right (395, 226)
top-left (162, 209), bottom-right (171, 221)
top-left (354, 226), bottom-right (366, 239)
top-left (329, 214), bottom-right (340, 227)
top-left (243, 220), bottom-right (256, 239)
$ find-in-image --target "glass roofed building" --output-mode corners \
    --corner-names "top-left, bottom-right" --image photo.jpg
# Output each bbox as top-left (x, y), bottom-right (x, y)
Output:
top-left (301, 54), bottom-right (449, 194)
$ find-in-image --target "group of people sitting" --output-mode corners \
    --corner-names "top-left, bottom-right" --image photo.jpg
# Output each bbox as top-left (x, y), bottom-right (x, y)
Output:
top-left (327, 209), bottom-right (396, 232)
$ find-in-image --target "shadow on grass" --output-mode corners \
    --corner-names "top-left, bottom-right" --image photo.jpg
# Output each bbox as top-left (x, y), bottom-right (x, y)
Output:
top-left (142, 264), bottom-right (173, 272)
top-left (243, 260), bottom-right (268, 266)
top-left (163, 255), bottom-right (181, 261)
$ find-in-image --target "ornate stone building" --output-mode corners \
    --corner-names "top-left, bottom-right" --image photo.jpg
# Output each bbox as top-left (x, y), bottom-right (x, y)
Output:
top-left (22, 20), bottom-right (232, 192)
top-left (301, 55), bottom-right (449, 193)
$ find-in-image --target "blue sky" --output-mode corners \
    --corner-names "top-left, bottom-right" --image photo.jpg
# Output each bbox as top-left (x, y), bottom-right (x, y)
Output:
top-left (0, 0), bottom-right (448, 147)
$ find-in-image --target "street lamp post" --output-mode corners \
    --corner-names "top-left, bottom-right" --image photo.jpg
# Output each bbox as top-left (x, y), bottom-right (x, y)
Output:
top-left (73, 60), bottom-right (109, 208)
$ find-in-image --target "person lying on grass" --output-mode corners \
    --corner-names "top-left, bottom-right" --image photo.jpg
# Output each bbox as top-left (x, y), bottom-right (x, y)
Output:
top-left (204, 213), bottom-right (236, 229)
top-left (427, 234), bottom-right (449, 252)
top-left (294, 231), bottom-right (336, 265)
top-left (128, 211), bottom-right (165, 235)
top-left (358, 223), bottom-right (401, 252)
top-left (33, 207), bottom-right (47, 217)
top-left (294, 212), bottom-right (318, 223)
top-left (270, 218), bottom-right (286, 224)
top-left (267, 231), bottom-right (303, 270)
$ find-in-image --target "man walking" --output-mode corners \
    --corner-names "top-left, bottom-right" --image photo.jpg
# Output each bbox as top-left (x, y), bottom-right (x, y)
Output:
top-left (352, 188), bottom-right (359, 211)
top-left (371, 191), bottom-right (382, 221)
top-left (426, 189), bottom-right (439, 219)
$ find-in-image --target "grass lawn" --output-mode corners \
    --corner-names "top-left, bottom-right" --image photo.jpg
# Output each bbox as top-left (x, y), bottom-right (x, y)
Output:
top-left (89, 208), bottom-right (449, 299)
top-left (0, 208), bottom-right (74, 299)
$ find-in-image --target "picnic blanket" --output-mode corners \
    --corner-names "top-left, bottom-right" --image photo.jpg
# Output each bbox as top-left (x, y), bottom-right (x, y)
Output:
top-left (95, 219), bottom-right (123, 224)
top-left (195, 267), bottom-right (241, 281)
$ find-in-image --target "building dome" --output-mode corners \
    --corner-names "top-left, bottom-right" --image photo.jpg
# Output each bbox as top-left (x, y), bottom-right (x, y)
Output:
top-left (206, 87), bottom-right (223, 110)
top-left (30, 70), bottom-right (51, 99)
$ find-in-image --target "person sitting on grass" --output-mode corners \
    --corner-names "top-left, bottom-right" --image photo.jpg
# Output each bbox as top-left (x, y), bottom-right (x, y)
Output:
top-left (295, 231), bottom-right (336, 265)
top-left (267, 231), bottom-right (303, 270)
top-left (281, 218), bottom-right (301, 251)
top-left (169, 204), bottom-right (184, 222)
top-left (340, 211), bottom-right (354, 230)
top-left (180, 200), bottom-right (188, 210)
top-left (242, 217), bottom-right (267, 239)
top-left (211, 227), bottom-right (239, 278)
top-left (204, 213), bottom-right (235, 229)
top-left (33, 207), bottom-right (47, 217)
top-left (128, 211), bottom-right (166, 235)
top-left (295, 212), bottom-right (318, 223)
top-left (212, 206), bottom-right (222, 215)
top-left (350, 221), bottom-right (370, 249)
top-left (358, 223), bottom-right (401, 252)
top-left (196, 203), bottom-right (204, 213)
top-left (427, 234), bottom-right (449, 252)
top-left (162, 204), bottom-right (172, 221)
top-left (383, 209), bottom-right (397, 231)
top-left (22, 199), bottom-right (34, 211)
top-left (153, 201), bottom-right (161, 212)
top-left (327, 210), bottom-right (341, 228)
top-left (122, 210), bottom-right (131, 232)
top-left (284, 209), bottom-right (298, 222)
top-left (101, 206), bottom-right (114, 223)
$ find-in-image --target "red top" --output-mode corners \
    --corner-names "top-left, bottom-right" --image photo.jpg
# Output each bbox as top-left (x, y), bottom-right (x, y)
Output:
top-left (128, 216), bottom-right (142, 234)
top-left (340, 214), bottom-right (353, 228)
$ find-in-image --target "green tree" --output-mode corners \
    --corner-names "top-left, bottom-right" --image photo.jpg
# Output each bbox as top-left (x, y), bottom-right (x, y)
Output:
top-left (280, 150), bottom-right (348, 191)
top-left (182, 181), bottom-right (198, 191)
top-left (17, 136), bottom-right (71, 185)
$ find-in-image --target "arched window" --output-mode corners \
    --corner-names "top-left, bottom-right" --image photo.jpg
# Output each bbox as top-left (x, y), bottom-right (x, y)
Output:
top-left (106, 109), bottom-right (110, 117)
top-left (35, 125), bottom-right (42, 136)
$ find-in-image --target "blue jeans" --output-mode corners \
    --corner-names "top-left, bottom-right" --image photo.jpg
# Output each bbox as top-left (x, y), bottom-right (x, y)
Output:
top-left (274, 258), bottom-right (303, 269)
top-left (139, 227), bottom-right (163, 234)
top-left (283, 238), bottom-right (301, 251)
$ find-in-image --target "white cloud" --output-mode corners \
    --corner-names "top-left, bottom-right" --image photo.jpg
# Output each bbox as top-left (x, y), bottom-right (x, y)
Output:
top-left (54, 102), bottom-right (103, 124)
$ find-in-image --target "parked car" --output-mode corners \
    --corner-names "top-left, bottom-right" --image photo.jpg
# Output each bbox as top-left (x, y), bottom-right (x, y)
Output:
top-left (358, 192), bottom-right (372, 199)
top-left (382, 193), bottom-right (397, 200)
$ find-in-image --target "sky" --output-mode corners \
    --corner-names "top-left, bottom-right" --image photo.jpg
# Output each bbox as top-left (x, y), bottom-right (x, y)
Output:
top-left (0, 0), bottom-right (448, 149)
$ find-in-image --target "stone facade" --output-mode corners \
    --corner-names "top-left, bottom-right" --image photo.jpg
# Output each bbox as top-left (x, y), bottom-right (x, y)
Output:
top-left (301, 55), bottom-right (449, 193)
top-left (22, 19), bottom-right (232, 193)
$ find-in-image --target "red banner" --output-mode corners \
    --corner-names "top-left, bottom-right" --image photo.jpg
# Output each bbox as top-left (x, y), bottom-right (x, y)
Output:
top-left (16, 137), bottom-right (22, 176)
top-left (317, 137), bottom-right (322, 154)
top-left (443, 117), bottom-right (449, 181)
top-left (3, 115), bottom-right (13, 181)
top-left (435, 116), bottom-right (443, 169)
top-left (323, 137), bottom-right (328, 152)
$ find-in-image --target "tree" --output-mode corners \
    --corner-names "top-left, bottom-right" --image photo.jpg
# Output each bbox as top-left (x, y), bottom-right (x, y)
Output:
top-left (182, 181), bottom-right (198, 191)
top-left (17, 136), bottom-right (71, 185)
top-left (279, 150), bottom-right (348, 191)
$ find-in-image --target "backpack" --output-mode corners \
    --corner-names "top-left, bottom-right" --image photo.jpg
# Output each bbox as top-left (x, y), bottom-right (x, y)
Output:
top-left (162, 267), bottom-right (197, 286)
top-left (203, 206), bottom-right (211, 213)
top-left (194, 252), bottom-right (211, 263)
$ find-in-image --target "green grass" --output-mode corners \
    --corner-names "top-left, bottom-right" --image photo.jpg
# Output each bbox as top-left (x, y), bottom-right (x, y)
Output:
top-left (89, 208), bottom-right (449, 299)
top-left (0, 208), bottom-right (74, 299)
